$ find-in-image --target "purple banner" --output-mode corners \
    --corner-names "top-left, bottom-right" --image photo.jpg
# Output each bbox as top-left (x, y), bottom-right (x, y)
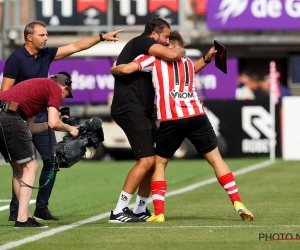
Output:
top-left (208, 0), bottom-right (300, 30)
top-left (0, 57), bottom-right (238, 103)
top-left (198, 58), bottom-right (238, 100)
top-left (49, 58), bottom-right (117, 104)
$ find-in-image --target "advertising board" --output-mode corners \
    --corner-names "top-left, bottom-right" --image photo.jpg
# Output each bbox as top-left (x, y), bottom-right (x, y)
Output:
top-left (207, 0), bottom-right (300, 30)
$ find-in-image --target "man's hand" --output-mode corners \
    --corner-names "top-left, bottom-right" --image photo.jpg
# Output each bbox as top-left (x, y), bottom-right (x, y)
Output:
top-left (103, 29), bottom-right (124, 42)
top-left (205, 46), bottom-right (217, 61)
top-left (69, 126), bottom-right (79, 137)
top-left (193, 46), bottom-right (217, 74)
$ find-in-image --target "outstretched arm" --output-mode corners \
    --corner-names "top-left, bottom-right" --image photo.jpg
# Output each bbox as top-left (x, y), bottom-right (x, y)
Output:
top-left (110, 61), bottom-right (139, 76)
top-left (193, 47), bottom-right (217, 74)
top-left (54, 29), bottom-right (124, 61)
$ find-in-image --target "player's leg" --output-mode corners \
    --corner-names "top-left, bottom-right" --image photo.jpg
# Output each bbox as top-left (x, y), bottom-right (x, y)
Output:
top-left (133, 118), bottom-right (157, 218)
top-left (146, 155), bottom-right (169, 223)
top-left (109, 111), bottom-right (155, 223)
top-left (110, 156), bottom-right (154, 221)
top-left (132, 166), bottom-right (153, 219)
top-left (203, 147), bottom-right (254, 221)
top-left (189, 115), bottom-right (254, 221)
top-left (204, 147), bottom-right (241, 202)
top-left (121, 155), bottom-right (155, 200)
top-left (147, 119), bottom-right (185, 222)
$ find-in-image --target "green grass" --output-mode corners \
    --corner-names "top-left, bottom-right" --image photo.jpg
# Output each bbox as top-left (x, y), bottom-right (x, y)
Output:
top-left (0, 158), bottom-right (300, 250)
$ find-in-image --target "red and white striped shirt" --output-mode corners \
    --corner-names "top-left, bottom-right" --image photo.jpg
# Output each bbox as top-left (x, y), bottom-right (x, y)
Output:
top-left (134, 55), bottom-right (205, 121)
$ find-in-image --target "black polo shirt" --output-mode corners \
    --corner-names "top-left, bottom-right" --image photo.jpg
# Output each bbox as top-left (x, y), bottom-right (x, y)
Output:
top-left (3, 45), bottom-right (58, 84)
top-left (111, 35), bottom-right (157, 119)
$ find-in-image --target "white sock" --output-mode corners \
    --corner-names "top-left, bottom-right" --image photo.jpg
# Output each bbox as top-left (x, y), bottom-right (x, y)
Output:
top-left (113, 190), bottom-right (133, 214)
top-left (132, 195), bottom-right (148, 214)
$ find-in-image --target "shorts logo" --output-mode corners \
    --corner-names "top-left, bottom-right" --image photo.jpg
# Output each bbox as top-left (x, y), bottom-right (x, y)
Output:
top-left (170, 90), bottom-right (195, 100)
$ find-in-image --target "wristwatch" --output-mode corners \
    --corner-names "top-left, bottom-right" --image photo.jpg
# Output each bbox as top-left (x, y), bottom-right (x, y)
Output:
top-left (203, 56), bottom-right (211, 64)
top-left (99, 33), bottom-right (105, 42)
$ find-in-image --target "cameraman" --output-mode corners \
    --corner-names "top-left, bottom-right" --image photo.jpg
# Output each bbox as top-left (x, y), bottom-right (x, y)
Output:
top-left (0, 73), bottom-right (78, 228)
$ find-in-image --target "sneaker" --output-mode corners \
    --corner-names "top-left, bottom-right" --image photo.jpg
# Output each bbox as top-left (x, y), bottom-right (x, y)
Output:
top-left (108, 207), bottom-right (146, 223)
top-left (34, 208), bottom-right (59, 220)
top-left (234, 201), bottom-right (254, 221)
top-left (146, 213), bottom-right (165, 223)
top-left (14, 217), bottom-right (48, 228)
top-left (133, 207), bottom-right (151, 220)
top-left (8, 211), bottom-right (18, 221)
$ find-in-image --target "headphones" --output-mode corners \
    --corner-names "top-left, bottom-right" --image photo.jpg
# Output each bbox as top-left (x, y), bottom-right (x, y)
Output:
top-left (56, 72), bottom-right (72, 87)
top-left (65, 77), bottom-right (72, 87)
top-left (51, 73), bottom-right (72, 88)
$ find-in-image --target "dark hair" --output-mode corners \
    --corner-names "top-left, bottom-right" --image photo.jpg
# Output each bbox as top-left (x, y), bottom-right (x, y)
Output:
top-left (24, 21), bottom-right (47, 41)
top-left (169, 30), bottom-right (186, 47)
top-left (142, 18), bottom-right (170, 36)
top-left (57, 71), bottom-right (71, 79)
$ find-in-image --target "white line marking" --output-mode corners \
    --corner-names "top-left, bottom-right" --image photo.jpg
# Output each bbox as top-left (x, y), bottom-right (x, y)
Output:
top-left (0, 200), bottom-right (36, 212)
top-left (0, 160), bottom-right (274, 250)
top-left (50, 225), bottom-right (300, 229)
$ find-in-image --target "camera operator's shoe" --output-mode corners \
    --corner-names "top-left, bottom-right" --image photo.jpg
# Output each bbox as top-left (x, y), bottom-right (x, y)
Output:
top-left (14, 217), bottom-right (48, 228)
top-left (146, 213), bottom-right (165, 223)
top-left (8, 211), bottom-right (18, 221)
top-left (108, 207), bottom-right (146, 223)
top-left (34, 208), bottom-right (59, 221)
top-left (133, 207), bottom-right (151, 220)
top-left (234, 201), bottom-right (254, 221)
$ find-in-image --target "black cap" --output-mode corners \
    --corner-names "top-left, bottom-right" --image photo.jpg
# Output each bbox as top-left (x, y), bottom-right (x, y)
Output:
top-left (50, 74), bottom-right (74, 98)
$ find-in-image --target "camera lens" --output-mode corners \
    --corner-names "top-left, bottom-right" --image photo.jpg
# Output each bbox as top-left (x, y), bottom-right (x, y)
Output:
top-left (60, 107), bottom-right (70, 116)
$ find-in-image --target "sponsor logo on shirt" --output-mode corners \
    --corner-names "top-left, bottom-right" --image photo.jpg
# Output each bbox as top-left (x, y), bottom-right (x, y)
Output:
top-left (170, 90), bottom-right (195, 100)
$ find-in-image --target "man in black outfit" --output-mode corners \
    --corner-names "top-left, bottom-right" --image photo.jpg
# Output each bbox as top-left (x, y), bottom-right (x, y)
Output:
top-left (109, 18), bottom-right (186, 223)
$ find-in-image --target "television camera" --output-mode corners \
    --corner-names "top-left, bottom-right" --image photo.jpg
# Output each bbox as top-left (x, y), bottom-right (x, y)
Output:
top-left (52, 108), bottom-right (104, 170)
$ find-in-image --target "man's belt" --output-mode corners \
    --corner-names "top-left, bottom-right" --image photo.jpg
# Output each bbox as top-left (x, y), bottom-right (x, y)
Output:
top-left (0, 100), bottom-right (20, 114)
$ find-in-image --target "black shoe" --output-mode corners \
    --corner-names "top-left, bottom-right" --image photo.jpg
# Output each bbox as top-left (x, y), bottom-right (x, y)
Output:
top-left (34, 208), bottom-right (59, 220)
top-left (8, 211), bottom-right (18, 221)
top-left (14, 217), bottom-right (48, 228)
top-left (108, 207), bottom-right (146, 223)
top-left (133, 207), bottom-right (151, 220)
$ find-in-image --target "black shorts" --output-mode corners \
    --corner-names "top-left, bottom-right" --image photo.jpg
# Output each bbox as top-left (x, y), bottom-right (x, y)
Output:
top-left (0, 113), bottom-right (35, 164)
top-left (154, 114), bottom-right (218, 158)
top-left (112, 111), bottom-right (157, 160)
